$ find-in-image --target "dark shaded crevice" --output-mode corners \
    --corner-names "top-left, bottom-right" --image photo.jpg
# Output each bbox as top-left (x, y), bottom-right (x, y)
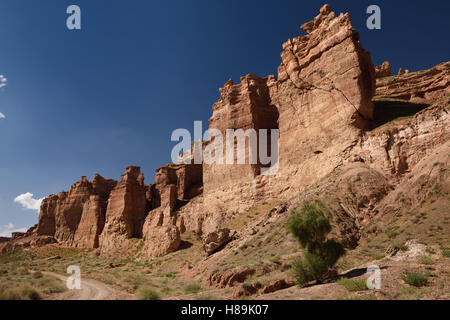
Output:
top-left (369, 99), bottom-right (429, 129)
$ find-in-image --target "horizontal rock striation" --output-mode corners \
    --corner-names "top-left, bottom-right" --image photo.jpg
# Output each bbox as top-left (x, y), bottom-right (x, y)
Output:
top-left (375, 61), bottom-right (450, 104)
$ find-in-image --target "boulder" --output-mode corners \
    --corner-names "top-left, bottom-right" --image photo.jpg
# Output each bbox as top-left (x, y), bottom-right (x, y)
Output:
top-left (261, 279), bottom-right (295, 294)
top-left (208, 266), bottom-right (256, 288)
top-left (202, 228), bottom-right (236, 255)
top-left (230, 283), bottom-right (258, 299)
top-left (30, 236), bottom-right (57, 246)
top-left (375, 61), bottom-right (392, 78)
top-left (143, 225), bottom-right (181, 258)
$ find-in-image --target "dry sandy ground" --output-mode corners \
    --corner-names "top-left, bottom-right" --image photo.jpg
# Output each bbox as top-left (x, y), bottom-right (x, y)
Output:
top-left (43, 271), bottom-right (133, 300)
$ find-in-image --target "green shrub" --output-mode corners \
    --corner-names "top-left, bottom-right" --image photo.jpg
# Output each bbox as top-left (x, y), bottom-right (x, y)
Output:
top-left (137, 286), bottom-right (160, 300)
top-left (404, 272), bottom-right (428, 287)
top-left (185, 284), bottom-right (201, 294)
top-left (288, 200), bottom-right (345, 287)
top-left (242, 283), bottom-right (253, 291)
top-left (393, 243), bottom-right (408, 252)
top-left (37, 276), bottom-right (66, 294)
top-left (337, 278), bottom-right (367, 292)
top-left (292, 259), bottom-right (314, 287)
top-left (0, 285), bottom-right (42, 300)
top-left (417, 256), bottom-right (434, 265)
top-left (240, 244), bottom-right (249, 251)
top-left (441, 249), bottom-right (450, 258)
top-left (269, 256), bottom-right (281, 264)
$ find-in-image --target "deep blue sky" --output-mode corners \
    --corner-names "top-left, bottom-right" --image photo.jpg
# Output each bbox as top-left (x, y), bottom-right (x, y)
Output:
top-left (0, 0), bottom-right (449, 235)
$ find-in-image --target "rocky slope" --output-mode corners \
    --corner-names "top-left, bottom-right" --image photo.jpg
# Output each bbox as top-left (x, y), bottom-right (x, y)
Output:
top-left (1, 5), bottom-right (449, 291)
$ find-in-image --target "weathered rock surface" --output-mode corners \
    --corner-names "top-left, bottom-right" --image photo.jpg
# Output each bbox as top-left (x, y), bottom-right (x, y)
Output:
top-left (142, 225), bottom-right (181, 258)
top-left (375, 61), bottom-right (392, 78)
top-left (37, 195), bottom-right (58, 237)
top-left (73, 195), bottom-right (105, 248)
top-left (376, 61), bottom-right (449, 104)
top-left (202, 228), bottom-right (236, 255)
top-left (0, 237), bottom-right (10, 243)
top-left (273, 3), bottom-right (376, 199)
top-left (37, 174), bottom-right (116, 248)
top-left (11, 232), bottom-right (25, 240)
top-left (231, 283), bottom-right (259, 299)
top-left (30, 235), bottom-right (57, 247)
top-left (200, 4), bottom-right (377, 233)
top-left (208, 267), bottom-right (256, 288)
top-left (351, 97), bottom-right (450, 177)
top-left (209, 263), bottom-right (280, 288)
top-left (202, 74), bottom-right (279, 233)
top-left (0, 235), bottom-right (57, 255)
top-left (261, 279), bottom-right (295, 294)
top-left (100, 167), bottom-right (147, 251)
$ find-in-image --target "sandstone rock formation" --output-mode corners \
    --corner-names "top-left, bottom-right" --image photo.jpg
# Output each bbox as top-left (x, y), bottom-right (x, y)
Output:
top-left (0, 237), bottom-right (10, 243)
top-left (260, 279), bottom-right (295, 294)
top-left (202, 228), bottom-right (236, 255)
top-left (200, 4), bottom-right (377, 234)
top-left (142, 225), bottom-right (181, 258)
top-left (376, 61), bottom-right (449, 104)
top-left (37, 174), bottom-right (116, 248)
top-left (32, 163), bottom-right (200, 257)
top-left (375, 61), bottom-right (392, 78)
top-left (99, 167), bottom-right (147, 251)
top-left (3, 4), bottom-right (448, 261)
top-left (352, 97), bottom-right (449, 177)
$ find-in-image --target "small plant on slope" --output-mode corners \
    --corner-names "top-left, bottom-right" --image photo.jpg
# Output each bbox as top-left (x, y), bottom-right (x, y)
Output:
top-left (403, 272), bottom-right (428, 287)
top-left (337, 278), bottom-right (367, 292)
top-left (287, 200), bottom-right (345, 287)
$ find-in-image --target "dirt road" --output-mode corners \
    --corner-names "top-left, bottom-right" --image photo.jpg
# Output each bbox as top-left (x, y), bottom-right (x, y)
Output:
top-left (43, 271), bottom-right (133, 300)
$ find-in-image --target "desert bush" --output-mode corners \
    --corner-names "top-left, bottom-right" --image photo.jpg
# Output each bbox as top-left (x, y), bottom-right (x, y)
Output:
top-left (393, 243), bottom-right (408, 252)
top-left (403, 272), bottom-right (428, 287)
top-left (288, 200), bottom-right (345, 287)
top-left (0, 285), bottom-right (42, 300)
top-left (337, 278), bottom-right (367, 292)
top-left (269, 256), bottom-right (281, 264)
top-left (441, 249), bottom-right (450, 258)
top-left (196, 295), bottom-right (217, 300)
top-left (37, 276), bottom-right (66, 294)
top-left (417, 255), bottom-right (434, 265)
top-left (185, 284), bottom-right (201, 294)
top-left (137, 286), bottom-right (160, 300)
top-left (125, 273), bottom-right (152, 292)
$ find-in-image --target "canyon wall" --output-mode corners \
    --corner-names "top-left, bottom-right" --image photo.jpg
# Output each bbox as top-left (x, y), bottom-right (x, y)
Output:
top-left (15, 4), bottom-right (448, 258)
top-left (200, 4), bottom-right (376, 231)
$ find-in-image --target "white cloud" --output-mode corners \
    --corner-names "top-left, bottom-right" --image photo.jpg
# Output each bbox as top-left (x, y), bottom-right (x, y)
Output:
top-left (0, 74), bottom-right (6, 89)
top-left (0, 224), bottom-right (27, 237)
top-left (0, 74), bottom-right (6, 119)
top-left (14, 192), bottom-right (43, 212)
